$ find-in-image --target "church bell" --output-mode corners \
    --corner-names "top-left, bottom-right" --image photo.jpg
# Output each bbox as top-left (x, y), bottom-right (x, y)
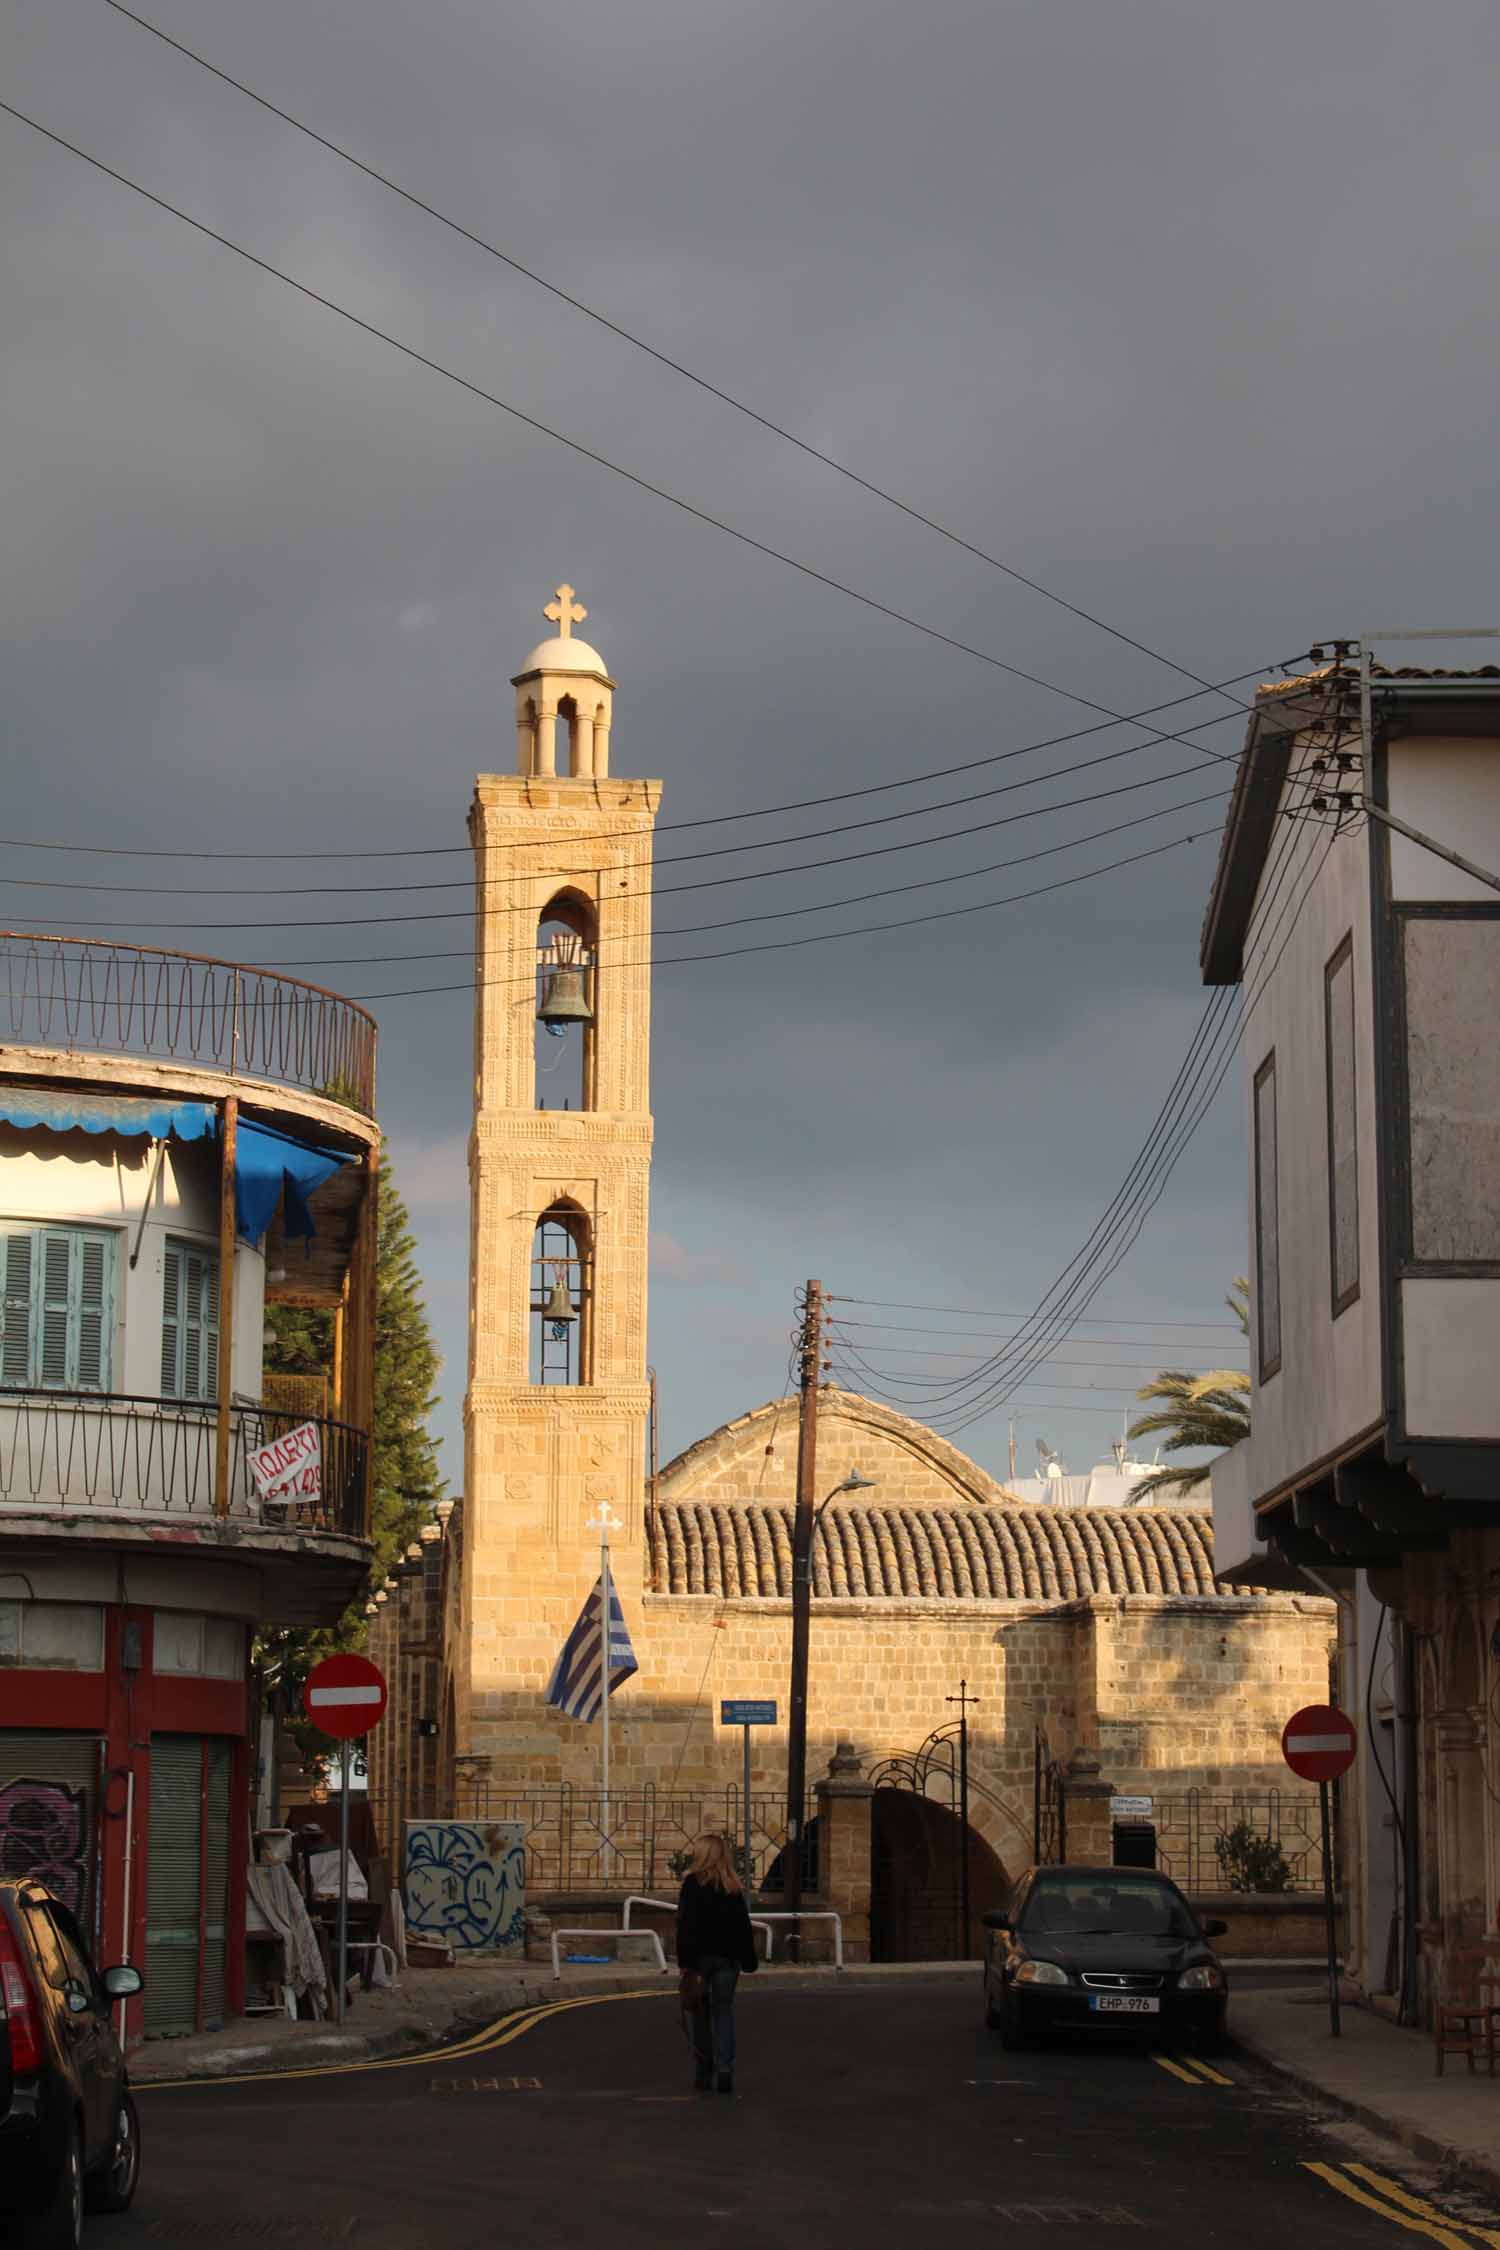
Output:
top-left (541, 1275), bottom-right (577, 1324)
top-left (536, 963), bottom-right (593, 1027)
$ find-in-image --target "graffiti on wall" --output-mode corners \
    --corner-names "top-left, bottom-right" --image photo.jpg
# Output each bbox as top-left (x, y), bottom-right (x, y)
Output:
top-left (405, 1820), bottom-right (525, 1952)
top-left (0, 1778), bottom-right (89, 1917)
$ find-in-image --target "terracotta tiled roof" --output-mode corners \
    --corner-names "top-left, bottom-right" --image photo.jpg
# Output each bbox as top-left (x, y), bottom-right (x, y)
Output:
top-left (648, 1500), bottom-right (1253, 1601)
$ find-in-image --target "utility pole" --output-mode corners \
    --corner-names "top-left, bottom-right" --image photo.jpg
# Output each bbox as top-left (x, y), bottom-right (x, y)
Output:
top-left (947, 1680), bottom-right (979, 1958)
top-left (783, 1278), bottom-right (823, 1932)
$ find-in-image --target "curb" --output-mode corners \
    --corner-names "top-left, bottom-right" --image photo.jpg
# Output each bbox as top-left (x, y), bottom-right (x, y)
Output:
top-left (1232, 2029), bottom-right (1500, 2201)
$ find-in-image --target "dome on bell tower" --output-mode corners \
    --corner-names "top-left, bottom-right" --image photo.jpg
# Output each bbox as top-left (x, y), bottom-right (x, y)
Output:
top-left (510, 584), bottom-right (617, 779)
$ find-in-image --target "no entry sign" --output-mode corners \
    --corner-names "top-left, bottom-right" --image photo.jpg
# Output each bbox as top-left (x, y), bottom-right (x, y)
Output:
top-left (1281, 1703), bottom-right (1357, 1784)
top-left (305, 1652), bottom-right (388, 1740)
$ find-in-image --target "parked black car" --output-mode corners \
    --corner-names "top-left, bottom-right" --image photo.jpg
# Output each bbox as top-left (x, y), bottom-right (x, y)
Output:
top-left (983, 1864), bottom-right (1229, 2052)
top-left (0, 1877), bottom-right (143, 2248)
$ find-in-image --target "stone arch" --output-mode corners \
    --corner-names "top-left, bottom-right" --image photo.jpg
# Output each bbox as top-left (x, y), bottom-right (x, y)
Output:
top-left (656, 1386), bottom-right (1023, 1511)
top-left (531, 1198), bottom-right (592, 1384)
top-left (535, 888), bottom-right (597, 1113)
top-left (869, 1791), bottom-right (1010, 1961)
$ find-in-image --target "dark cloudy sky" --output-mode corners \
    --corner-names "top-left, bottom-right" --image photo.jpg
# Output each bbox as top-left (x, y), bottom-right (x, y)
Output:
top-left (6, 0), bottom-right (1498, 1487)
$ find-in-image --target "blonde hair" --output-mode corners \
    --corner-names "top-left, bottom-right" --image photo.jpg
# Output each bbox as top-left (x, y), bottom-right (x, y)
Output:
top-left (688, 1833), bottom-right (743, 1893)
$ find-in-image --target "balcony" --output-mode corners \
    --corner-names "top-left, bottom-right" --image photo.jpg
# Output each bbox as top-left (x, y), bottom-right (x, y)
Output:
top-left (0, 1391), bottom-right (370, 1621)
top-left (0, 933), bottom-right (376, 1114)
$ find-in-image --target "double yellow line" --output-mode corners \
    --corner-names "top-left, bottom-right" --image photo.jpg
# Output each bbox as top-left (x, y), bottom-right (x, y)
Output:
top-left (1151, 2052), bottom-right (1233, 2087)
top-left (137, 1985), bottom-right (665, 2095)
top-left (1305, 2162), bottom-right (1500, 2247)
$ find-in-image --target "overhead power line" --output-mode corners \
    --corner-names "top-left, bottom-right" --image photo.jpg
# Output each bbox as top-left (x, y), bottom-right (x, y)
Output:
top-left (0, 657), bottom-right (1285, 868)
top-left (0, 97), bottom-right (1283, 798)
top-left (104, 0), bottom-right (1252, 716)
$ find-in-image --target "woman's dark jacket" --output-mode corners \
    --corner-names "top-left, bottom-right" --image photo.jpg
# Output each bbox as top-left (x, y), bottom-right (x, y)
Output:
top-left (676, 1875), bottom-right (759, 1972)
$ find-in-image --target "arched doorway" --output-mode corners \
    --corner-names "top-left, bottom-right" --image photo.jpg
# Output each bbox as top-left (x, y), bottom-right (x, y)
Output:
top-left (869, 1791), bottom-right (1009, 1962)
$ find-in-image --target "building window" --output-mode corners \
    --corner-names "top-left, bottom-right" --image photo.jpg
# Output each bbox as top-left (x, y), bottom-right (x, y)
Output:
top-left (1325, 935), bottom-right (1360, 1314)
top-left (1401, 915), bottom-right (1500, 1263)
top-left (0, 1600), bottom-right (106, 1670)
top-left (0, 1225), bottom-right (114, 1392)
top-left (1253, 1054), bottom-right (1281, 1381)
top-left (161, 1239), bottom-right (219, 1403)
top-left (152, 1611), bottom-right (243, 1679)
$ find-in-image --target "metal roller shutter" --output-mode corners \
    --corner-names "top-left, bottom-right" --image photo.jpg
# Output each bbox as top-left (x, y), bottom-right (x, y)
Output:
top-left (0, 1733), bottom-right (101, 1942)
top-left (146, 1738), bottom-right (203, 2037)
top-left (200, 1743), bottom-right (232, 2031)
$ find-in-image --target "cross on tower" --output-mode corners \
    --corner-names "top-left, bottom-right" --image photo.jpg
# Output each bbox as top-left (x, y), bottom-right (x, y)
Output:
top-left (544, 584), bottom-right (588, 638)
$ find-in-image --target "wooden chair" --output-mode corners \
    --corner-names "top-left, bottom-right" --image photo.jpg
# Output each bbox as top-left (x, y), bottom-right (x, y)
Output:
top-left (1479, 1963), bottom-right (1500, 2078)
top-left (1434, 1949), bottom-right (1491, 2076)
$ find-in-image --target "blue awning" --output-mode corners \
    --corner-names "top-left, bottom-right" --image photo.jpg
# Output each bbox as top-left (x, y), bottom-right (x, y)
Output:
top-left (235, 1118), bottom-right (355, 1247)
top-left (0, 1088), bottom-right (215, 1141)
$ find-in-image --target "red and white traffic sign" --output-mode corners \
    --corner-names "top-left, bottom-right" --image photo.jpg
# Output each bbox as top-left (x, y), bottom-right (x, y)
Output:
top-left (1281, 1703), bottom-right (1357, 1783)
top-left (304, 1653), bottom-right (387, 1740)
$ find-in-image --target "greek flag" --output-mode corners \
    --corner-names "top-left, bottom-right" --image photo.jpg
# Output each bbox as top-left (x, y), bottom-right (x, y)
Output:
top-left (545, 1577), bottom-right (638, 1723)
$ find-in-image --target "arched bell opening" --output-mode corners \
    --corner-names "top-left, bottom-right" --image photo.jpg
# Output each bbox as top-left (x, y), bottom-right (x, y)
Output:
top-left (535, 889), bottom-right (597, 1113)
top-left (530, 1201), bottom-right (592, 1385)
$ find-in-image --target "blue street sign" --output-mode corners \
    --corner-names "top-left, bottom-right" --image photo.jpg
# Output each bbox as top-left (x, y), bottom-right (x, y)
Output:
top-left (721, 1699), bottom-right (778, 1726)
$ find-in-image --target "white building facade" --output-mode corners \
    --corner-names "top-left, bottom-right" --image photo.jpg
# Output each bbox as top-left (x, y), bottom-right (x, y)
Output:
top-left (1203, 659), bottom-right (1500, 2020)
top-left (0, 936), bottom-right (378, 2039)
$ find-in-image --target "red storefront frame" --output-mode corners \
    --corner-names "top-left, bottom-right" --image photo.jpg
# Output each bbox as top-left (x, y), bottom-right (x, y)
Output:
top-left (0, 1603), bottom-right (252, 2045)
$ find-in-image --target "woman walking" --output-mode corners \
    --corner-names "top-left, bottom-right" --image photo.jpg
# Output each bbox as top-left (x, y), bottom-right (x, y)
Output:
top-left (676, 1833), bottom-right (759, 2093)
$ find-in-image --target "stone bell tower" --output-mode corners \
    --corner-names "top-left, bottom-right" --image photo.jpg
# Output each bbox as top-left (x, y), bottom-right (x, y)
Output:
top-left (459, 586), bottom-right (659, 1778)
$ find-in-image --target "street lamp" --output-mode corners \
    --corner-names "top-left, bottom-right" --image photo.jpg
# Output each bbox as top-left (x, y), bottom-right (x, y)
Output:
top-left (784, 1468), bottom-right (877, 1928)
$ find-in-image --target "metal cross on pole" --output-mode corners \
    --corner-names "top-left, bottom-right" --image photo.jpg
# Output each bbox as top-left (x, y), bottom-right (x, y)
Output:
top-left (946, 1679), bottom-right (980, 1959)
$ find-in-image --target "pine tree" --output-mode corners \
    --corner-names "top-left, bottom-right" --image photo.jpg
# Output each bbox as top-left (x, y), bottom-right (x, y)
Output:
top-left (258, 1146), bottom-right (446, 1748)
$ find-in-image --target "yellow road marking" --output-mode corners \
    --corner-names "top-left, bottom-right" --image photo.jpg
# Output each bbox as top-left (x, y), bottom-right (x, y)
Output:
top-left (1343, 2165), bottom-right (1500, 2248)
top-left (136, 1986), bottom-right (666, 2093)
top-left (1304, 2164), bottom-right (1471, 2249)
top-left (1177, 2054), bottom-right (1233, 2086)
top-left (1150, 2053), bottom-right (1202, 2084)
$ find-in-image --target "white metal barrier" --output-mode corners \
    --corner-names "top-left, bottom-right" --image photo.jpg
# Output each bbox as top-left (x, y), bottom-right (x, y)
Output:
top-left (621, 1894), bottom-right (776, 1958)
top-left (550, 1926), bottom-right (669, 1981)
top-left (752, 1912), bottom-right (844, 1969)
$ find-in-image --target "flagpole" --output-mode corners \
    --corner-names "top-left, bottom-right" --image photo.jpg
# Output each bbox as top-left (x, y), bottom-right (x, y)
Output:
top-left (589, 1500), bottom-right (622, 1887)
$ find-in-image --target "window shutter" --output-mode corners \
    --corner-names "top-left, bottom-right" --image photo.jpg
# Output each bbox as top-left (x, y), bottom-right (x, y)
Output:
top-left (202, 1251), bottom-right (220, 1402)
top-left (38, 1233), bottom-right (73, 1388)
top-left (1, 1233), bottom-right (32, 1386)
top-left (161, 1244), bottom-right (182, 1397)
top-left (183, 1253), bottom-right (205, 1401)
top-left (76, 1236), bottom-right (108, 1391)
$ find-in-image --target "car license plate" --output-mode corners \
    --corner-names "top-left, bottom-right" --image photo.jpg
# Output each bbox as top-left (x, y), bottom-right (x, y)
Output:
top-left (1089, 1995), bottom-right (1159, 2014)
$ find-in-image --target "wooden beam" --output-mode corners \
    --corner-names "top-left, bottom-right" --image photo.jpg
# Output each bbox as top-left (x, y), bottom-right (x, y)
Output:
top-left (214, 1095), bottom-right (238, 1519)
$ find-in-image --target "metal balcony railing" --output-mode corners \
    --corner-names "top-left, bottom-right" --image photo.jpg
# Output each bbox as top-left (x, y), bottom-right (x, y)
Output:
top-left (0, 1390), bottom-right (368, 1541)
top-left (0, 934), bottom-right (376, 1114)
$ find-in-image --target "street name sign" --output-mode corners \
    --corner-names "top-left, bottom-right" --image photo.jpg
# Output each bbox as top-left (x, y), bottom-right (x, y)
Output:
top-left (1108, 1795), bottom-right (1153, 1819)
top-left (1281, 1704), bottom-right (1357, 1783)
top-left (305, 1652), bottom-right (388, 1740)
top-left (721, 1700), bottom-right (777, 1726)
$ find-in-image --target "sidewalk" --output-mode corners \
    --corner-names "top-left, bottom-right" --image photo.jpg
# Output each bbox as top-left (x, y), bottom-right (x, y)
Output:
top-left (1232, 1983), bottom-right (1500, 2196)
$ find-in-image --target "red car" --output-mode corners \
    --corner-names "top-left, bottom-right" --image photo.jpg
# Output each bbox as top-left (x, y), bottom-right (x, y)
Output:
top-left (0, 1878), bottom-right (143, 2248)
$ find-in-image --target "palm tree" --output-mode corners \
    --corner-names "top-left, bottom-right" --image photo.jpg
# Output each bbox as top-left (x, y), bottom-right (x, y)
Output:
top-left (1127, 1280), bottom-right (1250, 1499)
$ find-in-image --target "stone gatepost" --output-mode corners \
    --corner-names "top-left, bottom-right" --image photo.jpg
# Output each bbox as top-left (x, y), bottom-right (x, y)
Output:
top-left (1062, 1746), bottom-right (1117, 1867)
top-left (813, 1741), bottom-right (875, 1963)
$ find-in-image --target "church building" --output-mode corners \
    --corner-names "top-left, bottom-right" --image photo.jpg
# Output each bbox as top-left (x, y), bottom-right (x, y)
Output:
top-left (365, 591), bottom-right (1335, 1960)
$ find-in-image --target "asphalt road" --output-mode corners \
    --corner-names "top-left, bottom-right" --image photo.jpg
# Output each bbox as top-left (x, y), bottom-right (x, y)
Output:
top-left (126, 1979), bottom-right (1500, 2248)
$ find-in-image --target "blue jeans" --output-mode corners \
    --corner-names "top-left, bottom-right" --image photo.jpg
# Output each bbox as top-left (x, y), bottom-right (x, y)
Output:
top-left (690, 1956), bottom-right (739, 2084)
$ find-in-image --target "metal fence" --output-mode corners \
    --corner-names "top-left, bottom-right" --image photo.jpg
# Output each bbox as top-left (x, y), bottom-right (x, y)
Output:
top-left (1148, 1789), bottom-right (1326, 1893)
top-left (0, 933), bottom-right (377, 1113)
top-left (0, 1389), bottom-right (368, 1539)
top-left (437, 1781), bottom-right (816, 1896)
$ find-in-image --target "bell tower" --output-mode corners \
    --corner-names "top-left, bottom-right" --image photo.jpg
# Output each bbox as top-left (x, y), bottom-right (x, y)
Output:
top-left (459, 586), bottom-right (659, 1777)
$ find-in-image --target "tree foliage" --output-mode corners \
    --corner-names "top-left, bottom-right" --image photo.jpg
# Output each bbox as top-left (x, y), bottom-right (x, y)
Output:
top-left (1127, 1279), bottom-right (1251, 1499)
top-left (258, 1145), bottom-right (446, 1751)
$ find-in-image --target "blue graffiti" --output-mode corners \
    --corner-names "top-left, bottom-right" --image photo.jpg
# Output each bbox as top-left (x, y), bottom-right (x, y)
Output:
top-left (405, 1822), bottom-right (525, 1952)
